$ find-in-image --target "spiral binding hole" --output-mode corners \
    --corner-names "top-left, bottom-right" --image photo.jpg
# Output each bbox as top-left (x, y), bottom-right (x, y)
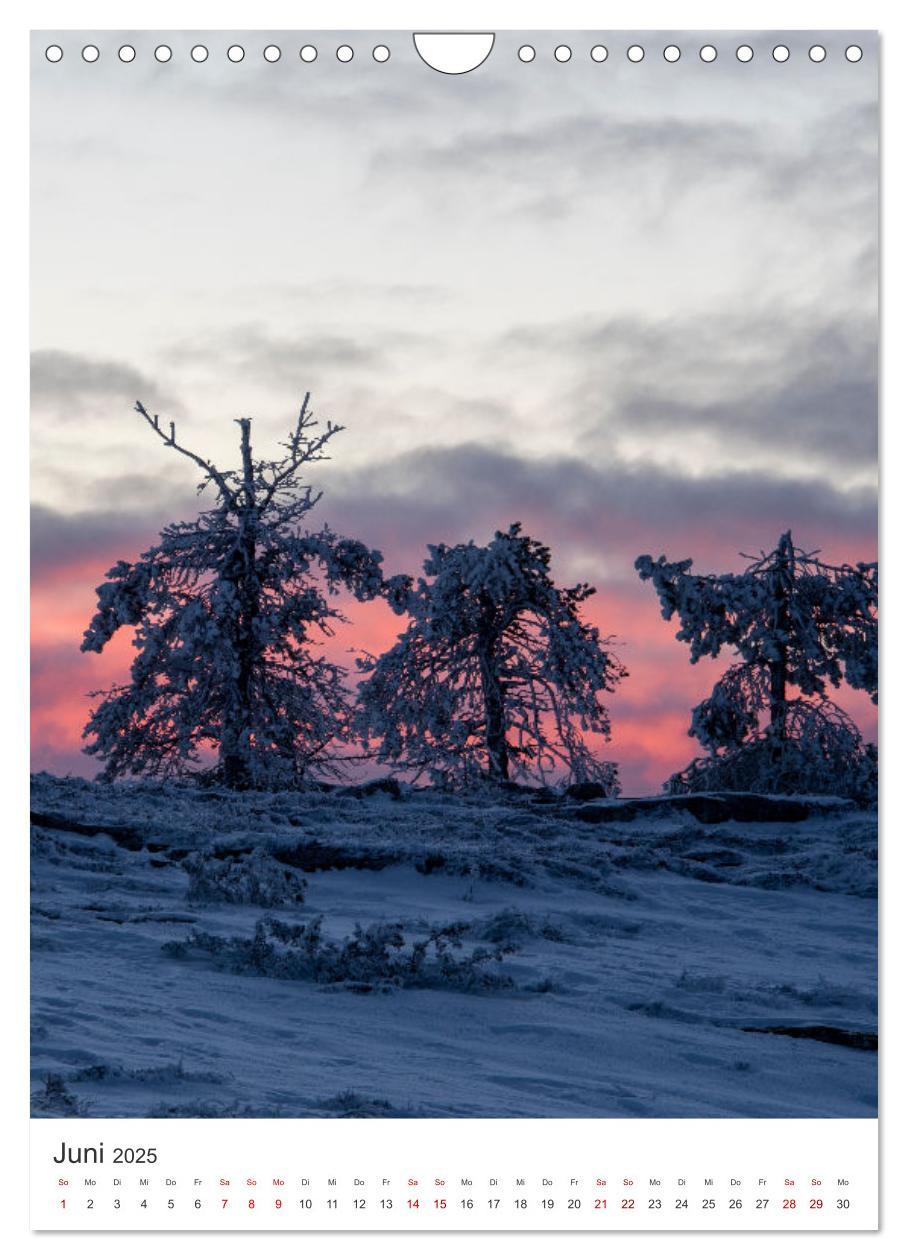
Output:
top-left (663, 45), bottom-right (681, 63)
top-left (300, 45), bottom-right (318, 63)
top-left (518, 45), bottom-right (535, 62)
top-left (118, 45), bottom-right (136, 63)
top-left (591, 45), bottom-right (608, 63)
top-left (554, 45), bottom-right (572, 63)
top-left (154, 45), bottom-right (172, 63)
top-left (627, 45), bottom-right (645, 63)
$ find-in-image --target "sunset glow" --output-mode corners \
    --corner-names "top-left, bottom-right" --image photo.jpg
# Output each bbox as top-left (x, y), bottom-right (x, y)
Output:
top-left (31, 523), bottom-right (877, 794)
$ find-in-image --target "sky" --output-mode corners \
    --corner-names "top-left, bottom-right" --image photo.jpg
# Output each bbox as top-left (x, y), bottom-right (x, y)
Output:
top-left (30, 30), bottom-right (878, 792)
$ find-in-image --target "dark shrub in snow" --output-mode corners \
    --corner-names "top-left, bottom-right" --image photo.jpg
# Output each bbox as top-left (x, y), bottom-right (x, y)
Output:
top-left (163, 915), bottom-right (516, 992)
top-left (183, 847), bottom-right (308, 907)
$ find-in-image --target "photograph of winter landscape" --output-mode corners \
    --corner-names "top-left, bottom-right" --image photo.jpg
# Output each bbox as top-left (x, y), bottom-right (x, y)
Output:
top-left (31, 32), bottom-right (877, 1119)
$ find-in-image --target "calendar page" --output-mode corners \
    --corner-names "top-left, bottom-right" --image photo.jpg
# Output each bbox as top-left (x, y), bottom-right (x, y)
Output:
top-left (29, 26), bottom-right (878, 1233)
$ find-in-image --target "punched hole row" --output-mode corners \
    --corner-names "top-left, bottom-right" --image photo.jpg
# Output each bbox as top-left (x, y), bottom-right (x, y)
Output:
top-left (45, 41), bottom-right (866, 66)
top-left (44, 43), bottom-right (391, 64)
top-left (519, 43), bottom-right (863, 64)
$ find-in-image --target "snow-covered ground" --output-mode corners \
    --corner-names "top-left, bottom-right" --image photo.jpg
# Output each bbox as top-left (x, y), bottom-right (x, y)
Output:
top-left (30, 774), bottom-right (877, 1119)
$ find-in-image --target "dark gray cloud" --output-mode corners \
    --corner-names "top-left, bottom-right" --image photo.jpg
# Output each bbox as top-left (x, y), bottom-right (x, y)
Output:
top-left (31, 350), bottom-right (179, 415)
top-left (31, 499), bottom-right (195, 581)
top-left (32, 440), bottom-right (876, 595)
top-left (496, 307), bottom-right (878, 474)
top-left (320, 442), bottom-right (876, 582)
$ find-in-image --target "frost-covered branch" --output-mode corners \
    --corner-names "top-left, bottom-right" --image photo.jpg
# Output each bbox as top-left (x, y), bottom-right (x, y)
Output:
top-left (135, 401), bottom-right (237, 506)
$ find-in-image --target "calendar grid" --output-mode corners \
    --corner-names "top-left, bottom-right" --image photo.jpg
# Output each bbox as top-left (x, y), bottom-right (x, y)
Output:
top-left (31, 1118), bottom-right (878, 1231)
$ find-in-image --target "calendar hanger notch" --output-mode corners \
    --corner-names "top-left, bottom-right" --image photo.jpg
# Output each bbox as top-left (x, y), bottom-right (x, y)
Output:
top-left (413, 32), bottom-right (495, 75)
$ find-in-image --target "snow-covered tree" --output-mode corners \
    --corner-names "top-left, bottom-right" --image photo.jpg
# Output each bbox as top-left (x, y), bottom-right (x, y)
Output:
top-left (635, 531), bottom-right (878, 797)
top-left (355, 524), bottom-right (627, 789)
top-left (81, 396), bottom-right (385, 789)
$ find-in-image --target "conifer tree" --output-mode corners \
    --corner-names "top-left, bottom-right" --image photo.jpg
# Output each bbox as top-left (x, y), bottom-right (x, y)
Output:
top-left (635, 531), bottom-right (878, 796)
top-left (356, 524), bottom-right (626, 789)
top-left (81, 396), bottom-right (384, 788)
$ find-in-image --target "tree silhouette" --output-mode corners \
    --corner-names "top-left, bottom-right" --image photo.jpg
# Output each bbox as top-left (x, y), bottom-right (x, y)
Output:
top-left (635, 530), bottom-right (877, 796)
top-left (81, 396), bottom-right (384, 789)
top-left (356, 524), bottom-right (627, 789)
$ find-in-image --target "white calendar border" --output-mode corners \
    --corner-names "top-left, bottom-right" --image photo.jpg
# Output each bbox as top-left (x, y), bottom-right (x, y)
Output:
top-left (29, 1115), bottom-right (879, 1234)
top-left (5, 0), bottom-right (904, 1255)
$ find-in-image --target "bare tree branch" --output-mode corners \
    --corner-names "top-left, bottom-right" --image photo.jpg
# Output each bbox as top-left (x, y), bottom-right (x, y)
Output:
top-left (135, 400), bottom-right (237, 506)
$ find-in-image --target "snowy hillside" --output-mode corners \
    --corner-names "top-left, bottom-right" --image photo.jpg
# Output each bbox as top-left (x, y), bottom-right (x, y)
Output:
top-left (30, 774), bottom-right (876, 1119)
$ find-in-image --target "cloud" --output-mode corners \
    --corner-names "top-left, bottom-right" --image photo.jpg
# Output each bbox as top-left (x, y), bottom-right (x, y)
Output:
top-left (164, 322), bottom-right (438, 389)
top-left (320, 441), bottom-right (877, 586)
top-left (30, 501), bottom-right (194, 583)
top-left (768, 101), bottom-right (878, 214)
top-left (372, 112), bottom-right (770, 220)
top-left (31, 437), bottom-right (878, 597)
top-left (161, 38), bottom-right (512, 129)
top-left (235, 278), bottom-right (451, 309)
top-left (382, 111), bottom-right (757, 178)
top-left (494, 308), bottom-right (878, 481)
top-left (370, 98), bottom-right (876, 228)
top-left (31, 350), bottom-right (180, 416)
top-left (366, 60), bottom-right (877, 233)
